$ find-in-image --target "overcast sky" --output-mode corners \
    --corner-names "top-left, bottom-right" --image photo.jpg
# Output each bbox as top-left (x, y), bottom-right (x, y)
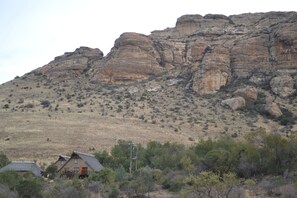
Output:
top-left (0, 0), bottom-right (296, 84)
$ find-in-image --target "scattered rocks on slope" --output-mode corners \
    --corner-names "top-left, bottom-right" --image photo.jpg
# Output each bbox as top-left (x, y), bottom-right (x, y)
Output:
top-left (270, 75), bottom-right (295, 97)
top-left (145, 81), bottom-right (162, 92)
top-left (127, 86), bottom-right (139, 94)
top-left (221, 96), bottom-right (246, 110)
top-left (259, 92), bottom-right (283, 117)
top-left (167, 78), bottom-right (183, 86)
top-left (234, 86), bottom-right (258, 104)
top-left (264, 101), bottom-right (283, 118)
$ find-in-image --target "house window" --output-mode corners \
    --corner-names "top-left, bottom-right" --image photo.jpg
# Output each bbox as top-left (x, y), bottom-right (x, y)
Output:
top-left (74, 159), bottom-right (78, 164)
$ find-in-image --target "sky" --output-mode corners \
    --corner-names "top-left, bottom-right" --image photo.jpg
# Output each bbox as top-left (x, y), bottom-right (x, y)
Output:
top-left (0, 0), bottom-right (296, 84)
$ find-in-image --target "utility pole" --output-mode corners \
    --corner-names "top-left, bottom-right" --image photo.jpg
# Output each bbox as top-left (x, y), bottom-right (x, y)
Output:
top-left (129, 143), bottom-right (133, 175)
top-left (129, 142), bottom-right (138, 175)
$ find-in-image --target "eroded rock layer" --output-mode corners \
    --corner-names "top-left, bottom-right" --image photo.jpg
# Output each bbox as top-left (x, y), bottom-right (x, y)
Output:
top-left (36, 12), bottom-right (297, 95)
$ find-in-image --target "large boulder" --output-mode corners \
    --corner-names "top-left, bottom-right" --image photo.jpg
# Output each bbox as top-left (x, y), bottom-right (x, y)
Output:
top-left (264, 101), bottom-right (283, 117)
top-left (221, 97), bottom-right (246, 110)
top-left (270, 75), bottom-right (295, 97)
top-left (234, 87), bottom-right (258, 104)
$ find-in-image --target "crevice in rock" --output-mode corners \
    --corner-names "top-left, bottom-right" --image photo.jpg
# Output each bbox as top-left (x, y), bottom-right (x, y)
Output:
top-left (152, 41), bottom-right (166, 67)
top-left (267, 28), bottom-right (277, 68)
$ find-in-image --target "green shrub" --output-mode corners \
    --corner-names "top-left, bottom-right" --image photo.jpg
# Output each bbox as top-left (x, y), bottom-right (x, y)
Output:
top-left (276, 108), bottom-right (295, 125)
top-left (16, 176), bottom-right (43, 198)
top-left (0, 153), bottom-right (9, 168)
top-left (40, 100), bottom-right (50, 108)
top-left (89, 168), bottom-right (115, 185)
top-left (45, 164), bottom-right (57, 179)
top-left (0, 171), bottom-right (20, 190)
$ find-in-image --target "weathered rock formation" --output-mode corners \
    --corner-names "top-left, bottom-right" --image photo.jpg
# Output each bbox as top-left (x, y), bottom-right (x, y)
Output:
top-left (90, 33), bottom-right (165, 83)
top-left (270, 75), bottom-right (295, 97)
top-left (36, 47), bottom-right (103, 81)
top-left (264, 101), bottom-right (283, 118)
top-left (234, 87), bottom-right (258, 104)
top-left (221, 97), bottom-right (246, 110)
top-left (35, 12), bottom-right (297, 96)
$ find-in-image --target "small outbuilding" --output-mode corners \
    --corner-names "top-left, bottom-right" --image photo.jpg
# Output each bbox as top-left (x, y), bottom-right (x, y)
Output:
top-left (0, 161), bottom-right (43, 177)
top-left (58, 151), bottom-right (103, 178)
top-left (54, 155), bottom-right (70, 170)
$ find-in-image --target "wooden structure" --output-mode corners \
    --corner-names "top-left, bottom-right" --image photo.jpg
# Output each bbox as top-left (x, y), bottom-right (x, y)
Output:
top-left (54, 155), bottom-right (70, 170)
top-left (58, 151), bottom-right (103, 178)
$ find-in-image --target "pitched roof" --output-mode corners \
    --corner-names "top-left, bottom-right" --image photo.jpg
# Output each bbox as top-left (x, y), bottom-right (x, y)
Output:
top-left (55, 155), bottom-right (70, 162)
top-left (0, 161), bottom-right (43, 177)
top-left (59, 155), bottom-right (70, 160)
top-left (73, 151), bottom-right (103, 172)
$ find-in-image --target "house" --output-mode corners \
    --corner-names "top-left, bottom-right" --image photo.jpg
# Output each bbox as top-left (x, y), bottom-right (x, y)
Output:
top-left (58, 151), bottom-right (103, 178)
top-left (54, 155), bottom-right (70, 170)
top-left (0, 161), bottom-right (43, 177)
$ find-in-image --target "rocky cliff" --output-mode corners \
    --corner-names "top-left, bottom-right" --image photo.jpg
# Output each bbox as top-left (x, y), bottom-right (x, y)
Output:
top-left (35, 12), bottom-right (297, 96)
top-left (1, 12), bottom-right (297, 163)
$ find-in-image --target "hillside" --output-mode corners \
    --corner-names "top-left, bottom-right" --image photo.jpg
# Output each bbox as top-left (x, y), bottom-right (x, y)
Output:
top-left (0, 11), bottom-right (297, 165)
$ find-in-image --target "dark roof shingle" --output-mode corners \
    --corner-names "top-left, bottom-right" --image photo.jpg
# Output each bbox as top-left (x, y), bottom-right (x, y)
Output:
top-left (73, 151), bottom-right (103, 172)
top-left (0, 161), bottom-right (43, 176)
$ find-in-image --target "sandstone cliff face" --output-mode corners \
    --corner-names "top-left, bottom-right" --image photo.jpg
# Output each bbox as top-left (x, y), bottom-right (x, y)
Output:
top-left (90, 33), bottom-right (164, 83)
top-left (150, 12), bottom-right (297, 94)
top-left (36, 47), bottom-right (103, 81)
top-left (36, 12), bottom-right (297, 95)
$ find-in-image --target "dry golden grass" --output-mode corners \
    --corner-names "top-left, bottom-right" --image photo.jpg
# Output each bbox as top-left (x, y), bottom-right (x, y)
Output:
top-left (0, 111), bottom-right (192, 165)
top-left (0, 72), bottom-right (296, 166)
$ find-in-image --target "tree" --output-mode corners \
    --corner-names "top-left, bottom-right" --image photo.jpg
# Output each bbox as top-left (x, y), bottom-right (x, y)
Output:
top-left (15, 173), bottom-right (44, 198)
top-left (135, 167), bottom-right (155, 197)
top-left (111, 140), bottom-right (133, 170)
top-left (114, 165), bottom-right (127, 182)
top-left (195, 138), bottom-right (244, 175)
top-left (89, 168), bottom-right (116, 185)
top-left (0, 171), bottom-right (20, 190)
top-left (237, 143), bottom-right (261, 178)
top-left (45, 164), bottom-right (57, 179)
top-left (179, 156), bottom-right (195, 174)
top-left (219, 172), bottom-right (241, 198)
top-left (0, 153), bottom-right (9, 168)
top-left (144, 141), bottom-right (186, 170)
top-left (260, 133), bottom-right (291, 174)
top-left (186, 171), bottom-right (221, 198)
top-left (94, 150), bottom-right (114, 168)
top-left (183, 171), bottom-right (240, 198)
top-left (111, 140), bottom-right (145, 171)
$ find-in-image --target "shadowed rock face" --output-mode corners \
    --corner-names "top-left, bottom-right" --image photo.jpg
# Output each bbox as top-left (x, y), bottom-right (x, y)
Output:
top-left (36, 12), bottom-right (297, 95)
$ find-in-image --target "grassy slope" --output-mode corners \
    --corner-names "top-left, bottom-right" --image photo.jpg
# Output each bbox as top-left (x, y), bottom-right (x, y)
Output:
top-left (0, 72), bottom-right (295, 166)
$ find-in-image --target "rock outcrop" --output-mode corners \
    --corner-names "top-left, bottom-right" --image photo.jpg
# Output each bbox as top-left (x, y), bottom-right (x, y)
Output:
top-left (192, 46), bottom-right (230, 95)
top-left (90, 33), bottom-right (165, 83)
top-left (270, 75), bottom-right (295, 97)
top-left (234, 87), bottom-right (258, 104)
top-left (35, 12), bottom-right (297, 96)
top-left (36, 47), bottom-right (103, 81)
top-left (264, 101), bottom-right (283, 117)
top-left (221, 97), bottom-right (246, 110)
